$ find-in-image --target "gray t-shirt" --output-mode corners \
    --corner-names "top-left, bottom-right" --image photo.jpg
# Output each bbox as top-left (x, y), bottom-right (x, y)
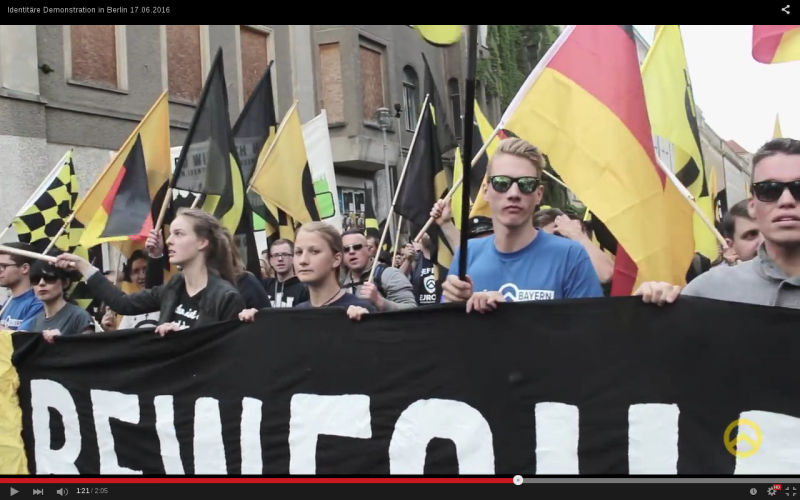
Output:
top-left (29, 303), bottom-right (95, 336)
top-left (682, 245), bottom-right (800, 309)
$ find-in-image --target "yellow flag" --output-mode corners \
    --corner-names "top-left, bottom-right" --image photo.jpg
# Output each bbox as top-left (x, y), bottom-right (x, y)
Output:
top-left (469, 102), bottom-right (502, 219)
top-left (76, 93), bottom-right (171, 247)
top-left (642, 25), bottom-right (717, 261)
top-left (414, 26), bottom-right (462, 46)
top-left (250, 102), bottom-right (319, 224)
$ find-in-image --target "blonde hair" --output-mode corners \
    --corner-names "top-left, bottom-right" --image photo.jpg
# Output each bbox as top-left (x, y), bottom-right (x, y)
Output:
top-left (175, 208), bottom-right (237, 286)
top-left (296, 221), bottom-right (344, 280)
top-left (489, 137), bottom-right (545, 177)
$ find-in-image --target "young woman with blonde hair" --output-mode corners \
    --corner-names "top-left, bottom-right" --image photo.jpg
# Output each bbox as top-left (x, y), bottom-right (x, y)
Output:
top-left (56, 208), bottom-right (245, 335)
top-left (239, 221), bottom-right (374, 322)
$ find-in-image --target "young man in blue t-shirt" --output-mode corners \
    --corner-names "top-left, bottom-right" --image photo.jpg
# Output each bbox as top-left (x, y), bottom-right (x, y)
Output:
top-left (442, 138), bottom-right (603, 312)
top-left (0, 242), bottom-right (44, 330)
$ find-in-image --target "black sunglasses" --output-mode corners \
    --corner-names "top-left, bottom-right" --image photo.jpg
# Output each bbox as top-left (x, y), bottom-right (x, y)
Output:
top-left (751, 180), bottom-right (800, 203)
top-left (343, 244), bottom-right (364, 253)
top-left (489, 175), bottom-right (540, 194)
top-left (32, 274), bottom-right (59, 285)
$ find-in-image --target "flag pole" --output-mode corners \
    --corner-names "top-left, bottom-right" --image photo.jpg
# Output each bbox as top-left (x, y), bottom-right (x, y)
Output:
top-left (457, 25), bottom-right (479, 280)
top-left (368, 94), bottom-right (431, 282)
top-left (392, 215), bottom-right (404, 263)
top-left (0, 244), bottom-right (57, 263)
top-left (654, 157), bottom-right (728, 249)
top-left (413, 127), bottom-right (500, 242)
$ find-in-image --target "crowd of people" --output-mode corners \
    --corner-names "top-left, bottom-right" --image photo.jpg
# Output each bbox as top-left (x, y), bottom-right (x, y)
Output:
top-left (0, 135), bottom-right (797, 340)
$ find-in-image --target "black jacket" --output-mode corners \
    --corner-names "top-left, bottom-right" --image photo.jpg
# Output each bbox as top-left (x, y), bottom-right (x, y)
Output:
top-left (237, 272), bottom-right (271, 310)
top-left (263, 276), bottom-right (309, 308)
top-left (87, 270), bottom-right (245, 327)
top-left (146, 256), bottom-right (268, 310)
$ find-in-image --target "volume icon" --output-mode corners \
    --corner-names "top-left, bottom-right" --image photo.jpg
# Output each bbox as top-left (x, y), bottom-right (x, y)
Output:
top-left (57, 488), bottom-right (68, 496)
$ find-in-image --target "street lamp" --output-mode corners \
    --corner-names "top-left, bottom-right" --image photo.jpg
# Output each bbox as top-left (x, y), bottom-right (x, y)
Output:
top-left (376, 107), bottom-right (396, 245)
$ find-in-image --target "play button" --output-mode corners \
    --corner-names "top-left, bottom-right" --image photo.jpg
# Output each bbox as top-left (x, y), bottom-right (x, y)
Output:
top-left (10, 488), bottom-right (17, 497)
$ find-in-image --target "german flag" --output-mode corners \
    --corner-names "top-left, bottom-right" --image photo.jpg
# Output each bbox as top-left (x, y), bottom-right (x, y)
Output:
top-left (415, 26), bottom-right (462, 47)
top-left (74, 92), bottom-right (170, 248)
top-left (500, 25), bottom-right (681, 294)
top-left (174, 48), bottom-right (244, 235)
top-left (642, 25), bottom-right (714, 263)
top-left (753, 25), bottom-right (800, 64)
top-left (250, 102), bottom-right (320, 224)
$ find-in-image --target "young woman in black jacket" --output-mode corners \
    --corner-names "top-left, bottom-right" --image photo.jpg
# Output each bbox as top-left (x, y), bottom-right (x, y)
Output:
top-left (56, 209), bottom-right (245, 335)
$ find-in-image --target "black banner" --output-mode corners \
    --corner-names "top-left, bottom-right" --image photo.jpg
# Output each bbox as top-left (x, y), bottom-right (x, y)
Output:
top-left (12, 297), bottom-right (800, 475)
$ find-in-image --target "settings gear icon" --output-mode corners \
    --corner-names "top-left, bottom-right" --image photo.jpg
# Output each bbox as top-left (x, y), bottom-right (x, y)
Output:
top-left (769, 487), bottom-right (777, 496)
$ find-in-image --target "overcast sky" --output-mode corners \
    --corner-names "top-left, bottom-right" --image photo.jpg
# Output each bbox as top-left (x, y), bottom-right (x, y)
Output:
top-left (633, 25), bottom-right (800, 154)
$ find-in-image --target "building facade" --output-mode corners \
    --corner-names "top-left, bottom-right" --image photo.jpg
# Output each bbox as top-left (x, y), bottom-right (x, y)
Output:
top-left (0, 25), bottom-right (470, 247)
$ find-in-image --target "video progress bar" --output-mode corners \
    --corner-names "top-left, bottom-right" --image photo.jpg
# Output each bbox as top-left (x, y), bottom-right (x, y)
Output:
top-left (518, 477), bottom-right (800, 483)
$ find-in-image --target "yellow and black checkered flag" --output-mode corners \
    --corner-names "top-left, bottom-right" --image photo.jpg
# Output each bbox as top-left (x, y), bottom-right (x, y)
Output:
top-left (11, 150), bottom-right (95, 311)
top-left (12, 150), bottom-right (77, 252)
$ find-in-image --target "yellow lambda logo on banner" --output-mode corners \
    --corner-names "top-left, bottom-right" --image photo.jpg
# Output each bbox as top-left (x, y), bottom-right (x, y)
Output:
top-left (724, 418), bottom-right (763, 458)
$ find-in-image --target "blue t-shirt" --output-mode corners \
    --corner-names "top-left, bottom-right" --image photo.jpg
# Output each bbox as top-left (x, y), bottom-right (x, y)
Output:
top-left (1, 289), bottom-right (44, 331)
top-left (446, 231), bottom-right (603, 302)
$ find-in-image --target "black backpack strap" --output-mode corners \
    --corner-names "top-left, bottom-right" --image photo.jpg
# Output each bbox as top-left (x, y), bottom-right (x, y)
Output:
top-left (372, 263), bottom-right (387, 298)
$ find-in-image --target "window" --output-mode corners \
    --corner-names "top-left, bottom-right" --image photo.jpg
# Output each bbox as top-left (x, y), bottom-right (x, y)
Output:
top-left (319, 43), bottom-right (345, 123)
top-left (448, 78), bottom-right (462, 140)
top-left (359, 42), bottom-right (385, 121)
top-left (402, 66), bottom-right (419, 131)
top-left (162, 25), bottom-right (210, 103)
top-left (239, 26), bottom-right (273, 106)
top-left (65, 25), bottom-right (127, 90)
top-left (339, 187), bottom-right (368, 232)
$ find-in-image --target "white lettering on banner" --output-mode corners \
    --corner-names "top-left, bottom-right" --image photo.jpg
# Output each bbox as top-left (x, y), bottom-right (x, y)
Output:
top-left (734, 410), bottom-right (800, 474)
top-left (31, 379), bottom-right (81, 474)
top-left (389, 399), bottom-right (495, 474)
top-left (194, 398), bottom-right (226, 474)
top-left (535, 402), bottom-right (579, 474)
top-left (90, 390), bottom-right (142, 474)
top-left (288, 394), bottom-right (372, 474)
top-left (628, 403), bottom-right (679, 474)
top-left (154, 395), bottom-right (185, 474)
top-left (240, 397), bottom-right (263, 474)
top-left (497, 283), bottom-right (555, 301)
top-left (28, 379), bottom-right (800, 474)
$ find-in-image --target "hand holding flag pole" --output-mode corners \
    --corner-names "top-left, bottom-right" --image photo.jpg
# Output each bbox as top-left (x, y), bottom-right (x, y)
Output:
top-left (457, 25), bottom-right (479, 280)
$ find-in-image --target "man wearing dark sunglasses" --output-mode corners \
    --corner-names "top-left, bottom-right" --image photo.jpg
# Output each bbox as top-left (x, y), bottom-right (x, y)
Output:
top-left (638, 138), bottom-right (800, 308)
top-left (442, 138), bottom-right (603, 312)
top-left (19, 253), bottom-right (95, 340)
top-left (341, 230), bottom-right (416, 311)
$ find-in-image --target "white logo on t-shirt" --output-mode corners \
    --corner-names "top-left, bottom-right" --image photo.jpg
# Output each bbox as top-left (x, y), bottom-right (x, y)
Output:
top-left (174, 304), bottom-right (199, 330)
top-left (270, 292), bottom-right (295, 308)
top-left (423, 275), bottom-right (436, 293)
top-left (497, 283), bottom-right (555, 301)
